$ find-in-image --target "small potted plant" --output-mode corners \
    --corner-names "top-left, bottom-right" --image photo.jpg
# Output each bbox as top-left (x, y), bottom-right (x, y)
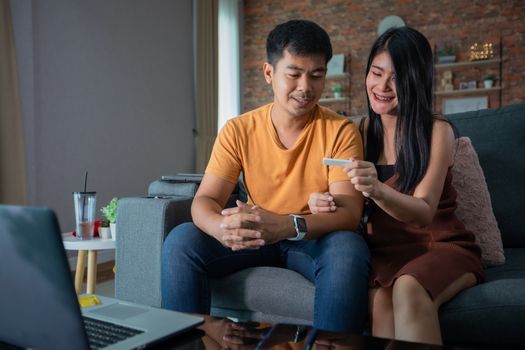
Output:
top-left (332, 83), bottom-right (344, 98)
top-left (98, 219), bottom-right (111, 239)
top-left (482, 75), bottom-right (496, 88)
top-left (101, 197), bottom-right (118, 240)
top-left (436, 44), bottom-right (456, 64)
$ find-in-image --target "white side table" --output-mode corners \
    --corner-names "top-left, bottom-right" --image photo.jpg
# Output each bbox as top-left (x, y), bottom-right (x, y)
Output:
top-left (62, 233), bottom-right (116, 294)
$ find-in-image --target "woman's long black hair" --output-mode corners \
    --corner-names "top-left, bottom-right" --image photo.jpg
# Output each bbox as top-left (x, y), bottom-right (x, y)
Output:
top-left (365, 26), bottom-right (435, 194)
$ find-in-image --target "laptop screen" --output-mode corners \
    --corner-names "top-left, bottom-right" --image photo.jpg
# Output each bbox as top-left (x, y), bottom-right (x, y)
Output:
top-left (0, 205), bottom-right (90, 349)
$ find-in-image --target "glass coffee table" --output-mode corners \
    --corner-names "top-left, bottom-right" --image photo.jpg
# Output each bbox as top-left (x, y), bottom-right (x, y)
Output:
top-left (148, 315), bottom-right (508, 350)
top-left (62, 233), bottom-right (115, 294)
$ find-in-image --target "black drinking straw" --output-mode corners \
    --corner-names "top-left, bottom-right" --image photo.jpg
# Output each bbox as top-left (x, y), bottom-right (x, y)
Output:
top-left (82, 171), bottom-right (88, 221)
top-left (83, 171), bottom-right (88, 192)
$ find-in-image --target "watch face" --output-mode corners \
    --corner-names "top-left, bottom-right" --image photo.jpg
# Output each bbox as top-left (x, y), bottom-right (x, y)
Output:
top-left (295, 216), bottom-right (307, 233)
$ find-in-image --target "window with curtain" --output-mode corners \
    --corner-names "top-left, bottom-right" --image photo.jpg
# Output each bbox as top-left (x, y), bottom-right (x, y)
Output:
top-left (0, 0), bottom-right (26, 204)
top-left (217, 0), bottom-right (241, 132)
top-left (193, 0), bottom-right (241, 172)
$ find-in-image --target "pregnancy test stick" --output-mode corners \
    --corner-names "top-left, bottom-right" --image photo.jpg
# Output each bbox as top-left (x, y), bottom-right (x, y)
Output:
top-left (322, 158), bottom-right (353, 167)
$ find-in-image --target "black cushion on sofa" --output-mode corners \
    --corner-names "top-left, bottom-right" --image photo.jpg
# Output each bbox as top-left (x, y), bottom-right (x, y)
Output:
top-left (440, 249), bottom-right (525, 347)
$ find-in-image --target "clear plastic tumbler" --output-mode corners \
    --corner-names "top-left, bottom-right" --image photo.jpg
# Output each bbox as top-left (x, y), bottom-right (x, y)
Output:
top-left (73, 191), bottom-right (96, 240)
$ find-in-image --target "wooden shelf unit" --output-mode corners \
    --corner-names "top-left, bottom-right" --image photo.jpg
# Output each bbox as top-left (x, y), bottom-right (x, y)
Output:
top-left (433, 37), bottom-right (503, 113)
top-left (320, 72), bottom-right (351, 116)
top-left (434, 86), bottom-right (503, 96)
top-left (435, 58), bottom-right (502, 71)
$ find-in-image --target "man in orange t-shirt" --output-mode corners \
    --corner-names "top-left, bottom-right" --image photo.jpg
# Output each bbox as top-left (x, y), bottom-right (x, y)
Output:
top-left (161, 20), bottom-right (370, 333)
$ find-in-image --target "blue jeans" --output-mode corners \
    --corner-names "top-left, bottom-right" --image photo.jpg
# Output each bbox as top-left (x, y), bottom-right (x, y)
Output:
top-left (161, 222), bottom-right (370, 332)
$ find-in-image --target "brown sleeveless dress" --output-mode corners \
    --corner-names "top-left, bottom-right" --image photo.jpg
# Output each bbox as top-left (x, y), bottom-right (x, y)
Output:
top-left (364, 165), bottom-right (484, 299)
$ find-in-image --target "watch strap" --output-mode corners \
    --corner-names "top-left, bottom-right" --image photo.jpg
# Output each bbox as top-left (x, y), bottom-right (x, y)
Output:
top-left (288, 214), bottom-right (306, 241)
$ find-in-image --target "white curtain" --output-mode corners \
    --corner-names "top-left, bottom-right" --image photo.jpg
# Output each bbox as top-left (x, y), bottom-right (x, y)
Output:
top-left (0, 0), bottom-right (26, 204)
top-left (193, 0), bottom-right (218, 173)
top-left (217, 0), bottom-right (241, 132)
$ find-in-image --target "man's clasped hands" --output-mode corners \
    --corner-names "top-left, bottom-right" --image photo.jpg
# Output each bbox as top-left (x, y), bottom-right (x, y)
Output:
top-left (219, 200), bottom-right (284, 251)
top-left (217, 159), bottom-right (381, 251)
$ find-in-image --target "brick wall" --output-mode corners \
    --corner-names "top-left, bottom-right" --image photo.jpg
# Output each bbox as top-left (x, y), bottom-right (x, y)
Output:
top-left (242, 0), bottom-right (525, 116)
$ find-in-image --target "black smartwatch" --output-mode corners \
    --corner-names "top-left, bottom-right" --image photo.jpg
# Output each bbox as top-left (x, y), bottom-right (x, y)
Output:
top-left (288, 214), bottom-right (307, 241)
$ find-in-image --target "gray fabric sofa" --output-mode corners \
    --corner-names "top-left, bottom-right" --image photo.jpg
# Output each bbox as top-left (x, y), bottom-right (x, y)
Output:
top-left (115, 102), bottom-right (525, 347)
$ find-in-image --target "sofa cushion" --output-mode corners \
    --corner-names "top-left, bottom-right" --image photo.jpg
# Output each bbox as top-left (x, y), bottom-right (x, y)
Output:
top-left (448, 103), bottom-right (525, 247)
top-left (440, 249), bottom-right (525, 347)
top-left (210, 250), bottom-right (525, 346)
top-left (211, 267), bottom-right (314, 321)
top-left (484, 248), bottom-right (525, 281)
top-left (452, 137), bottom-right (505, 266)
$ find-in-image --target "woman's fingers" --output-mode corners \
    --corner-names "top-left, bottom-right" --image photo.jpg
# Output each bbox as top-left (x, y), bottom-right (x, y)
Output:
top-left (344, 161), bottom-right (379, 198)
top-left (352, 177), bottom-right (376, 197)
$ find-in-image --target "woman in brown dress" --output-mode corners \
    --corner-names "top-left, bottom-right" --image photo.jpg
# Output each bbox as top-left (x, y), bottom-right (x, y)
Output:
top-left (308, 27), bottom-right (483, 345)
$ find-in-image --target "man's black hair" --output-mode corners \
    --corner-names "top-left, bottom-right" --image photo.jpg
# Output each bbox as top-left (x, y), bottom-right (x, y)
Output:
top-left (266, 19), bottom-right (333, 66)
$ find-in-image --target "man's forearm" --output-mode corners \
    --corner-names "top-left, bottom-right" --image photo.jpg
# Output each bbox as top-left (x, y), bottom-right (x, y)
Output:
top-left (304, 196), bottom-right (362, 239)
top-left (191, 196), bottom-right (225, 239)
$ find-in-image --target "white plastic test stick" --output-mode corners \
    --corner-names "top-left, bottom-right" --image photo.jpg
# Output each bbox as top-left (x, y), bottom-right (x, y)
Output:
top-left (322, 158), bottom-right (353, 167)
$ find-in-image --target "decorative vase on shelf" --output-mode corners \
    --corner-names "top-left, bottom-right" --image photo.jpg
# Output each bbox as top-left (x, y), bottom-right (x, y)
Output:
top-left (99, 226), bottom-right (111, 239)
top-left (101, 197), bottom-right (118, 241)
top-left (483, 79), bottom-right (494, 88)
top-left (331, 83), bottom-right (344, 99)
top-left (98, 219), bottom-right (111, 239)
top-left (110, 222), bottom-right (117, 241)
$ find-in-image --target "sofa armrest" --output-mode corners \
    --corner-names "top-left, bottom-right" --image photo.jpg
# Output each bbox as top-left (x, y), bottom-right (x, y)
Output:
top-left (148, 180), bottom-right (200, 197)
top-left (115, 195), bottom-right (193, 307)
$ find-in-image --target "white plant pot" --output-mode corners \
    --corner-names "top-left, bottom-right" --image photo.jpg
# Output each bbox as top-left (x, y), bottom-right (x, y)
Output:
top-left (110, 222), bottom-right (117, 241)
top-left (99, 227), bottom-right (112, 239)
top-left (334, 91), bottom-right (343, 98)
top-left (483, 80), bottom-right (494, 88)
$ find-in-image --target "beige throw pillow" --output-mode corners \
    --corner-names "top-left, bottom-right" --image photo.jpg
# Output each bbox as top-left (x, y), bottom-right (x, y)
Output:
top-left (452, 137), bottom-right (505, 266)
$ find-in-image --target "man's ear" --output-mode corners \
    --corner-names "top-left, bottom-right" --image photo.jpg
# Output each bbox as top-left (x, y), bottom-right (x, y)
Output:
top-left (263, 62), bottom-right (273, 84)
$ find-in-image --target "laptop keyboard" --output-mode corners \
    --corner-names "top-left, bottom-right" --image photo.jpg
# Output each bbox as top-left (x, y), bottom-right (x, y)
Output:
top-left (83, 316), bottom-right (144, 350)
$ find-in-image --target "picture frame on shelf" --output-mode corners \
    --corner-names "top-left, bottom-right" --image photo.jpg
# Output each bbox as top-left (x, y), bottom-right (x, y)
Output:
top-left (459, 82), bottom-right (469, 90)
top-left (443, 96), bottom-right (488, 115)
top-left (327, 53), bottom-right (345, 77)
top-left (467, 80), bottom-right (477, 89)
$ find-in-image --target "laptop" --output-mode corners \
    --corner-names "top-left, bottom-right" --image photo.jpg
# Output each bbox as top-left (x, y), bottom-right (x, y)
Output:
top-left (0, 205), bottom-right (203, 350)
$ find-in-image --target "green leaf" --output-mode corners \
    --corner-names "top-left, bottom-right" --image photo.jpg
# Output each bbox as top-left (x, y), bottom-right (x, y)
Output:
top-left (100, 197), bottom-right (118, 223)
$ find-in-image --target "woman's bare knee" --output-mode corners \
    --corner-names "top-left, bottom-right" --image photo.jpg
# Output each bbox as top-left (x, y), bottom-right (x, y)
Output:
top-left (393, 275), bottom-right (434, 316)
top-left (392, 275), bottom-right (442, 345)
top-left (369, 287), bottom-right (394, 338)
